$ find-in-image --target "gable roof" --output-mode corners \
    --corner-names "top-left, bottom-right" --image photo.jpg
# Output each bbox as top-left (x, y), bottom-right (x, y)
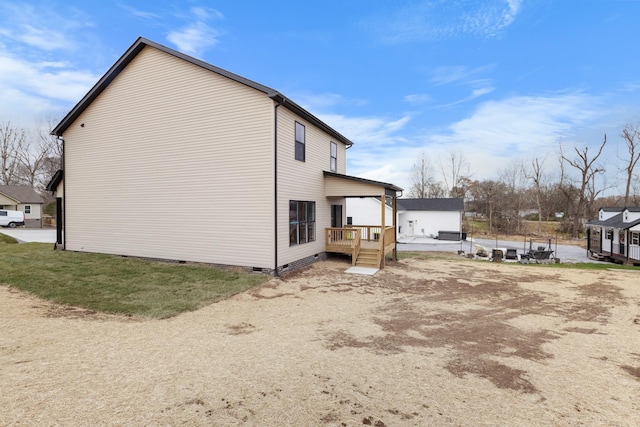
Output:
top-left (587, 212), bottom-right (640, 230)
top-left (46, 169), bottom-right (64, 192)
top-left (397, 198), bottom-right (464, 211)
top-left (51, 37), bottom-right (354, 148)
top-left (0, 185), bottom-right (44, 204)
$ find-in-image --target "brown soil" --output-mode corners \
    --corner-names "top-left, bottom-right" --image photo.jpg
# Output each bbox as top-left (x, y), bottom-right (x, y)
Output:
top-left (1, 256), bottom-right (639, 426)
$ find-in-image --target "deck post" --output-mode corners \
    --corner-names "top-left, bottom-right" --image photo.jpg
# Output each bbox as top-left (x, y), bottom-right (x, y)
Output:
top-left (381, 192), bottom-right (386, 268)
top-left (392, 195), bottom-right (397, 261)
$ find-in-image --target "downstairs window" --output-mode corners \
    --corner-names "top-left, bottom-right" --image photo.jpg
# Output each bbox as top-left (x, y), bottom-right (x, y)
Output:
top-left (289, 201), bottom-right (315, 246)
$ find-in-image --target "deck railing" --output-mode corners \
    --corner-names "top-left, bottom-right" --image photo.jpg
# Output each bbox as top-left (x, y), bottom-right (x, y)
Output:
top-left (347, 225), bottom-right (383, 242)
top-left (326, 227), bottom-right (361, 259)
top-left (325, 225), bottom-right (396, 268)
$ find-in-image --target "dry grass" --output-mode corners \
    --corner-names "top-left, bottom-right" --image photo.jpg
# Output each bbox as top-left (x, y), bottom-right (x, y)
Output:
top-left (1, 257), bottom-right (639, 426)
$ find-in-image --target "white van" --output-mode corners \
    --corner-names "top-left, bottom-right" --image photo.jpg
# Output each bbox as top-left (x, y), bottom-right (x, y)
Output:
top-left (0, 209), bottom-right (25, 228)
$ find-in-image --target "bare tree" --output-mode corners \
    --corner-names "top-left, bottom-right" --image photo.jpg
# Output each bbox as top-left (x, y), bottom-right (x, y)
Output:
top-left (525, 156), bottom-right (546, 235)
top-left (620, 122), bottom-right (640, 206)
top-left (410, 152), bottom-right (448, 198)
top-left (0, 121), bottom-right (25, 185)
top-left (560, 135), bottom-right (607, 238)
top-left (440, 150), bottom-right (471, 197)
top-left (409, 152), bottom-right (434, 198)
top-left (0, 118), bottom-right (62, 193)
top-left (15, 130), bottom-right (52, 188)
top-left (468, 180), bottom-right (505, 234)
top-left (33, 117), bottom-right (63, 190)
top-left (497, 159), bottom-right (527, 233)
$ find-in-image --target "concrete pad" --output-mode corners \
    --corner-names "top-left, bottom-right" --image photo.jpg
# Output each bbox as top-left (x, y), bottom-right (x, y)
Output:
top-left (0, 229), bottom-right (56, 243)
top-left (345, 266), bottom-right (379, 275)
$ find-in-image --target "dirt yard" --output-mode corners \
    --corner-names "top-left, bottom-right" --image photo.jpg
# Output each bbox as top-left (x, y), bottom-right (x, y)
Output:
top-left (2, 256), bottom-right (639, 426)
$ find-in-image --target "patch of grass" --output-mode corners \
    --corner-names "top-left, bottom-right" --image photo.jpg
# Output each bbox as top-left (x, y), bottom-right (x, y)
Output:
top-left (394, 251), bottom-right (460, 261)
top-left (0, 243), bottom-right (268, 318)
top-left (394, 249), bottom-right (640, 271)
top-left (0, 233), bottom-right (18, 244)
top-left (532, 261), bottom-right (639, 271)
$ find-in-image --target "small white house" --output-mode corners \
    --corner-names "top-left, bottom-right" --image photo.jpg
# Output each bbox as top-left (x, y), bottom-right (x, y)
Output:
top-left (0, 185), bottom-right (45, 228)
top-left (586, 207), bottom-right (640, 265)
top-left (397, 198), bottom-right (464, 240)
top-left (347, 197), bottom-right (465, 240)
top-left (346, 197), bottom-right (393, 227)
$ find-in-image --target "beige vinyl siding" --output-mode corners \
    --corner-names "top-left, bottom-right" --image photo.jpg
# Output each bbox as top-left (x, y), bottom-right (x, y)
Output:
top-left (276, 108), bottom-right (348, 266)
top-left (22, 204), bottom-right (41, 220)
top-left (324, 176), bottom-right (386, 197)
top-left (63, 46), bottom-right (275, 268)
top-left (55, 180), bottom-right (63, 198)
top-left (0, 194), bottom-right (16, 207)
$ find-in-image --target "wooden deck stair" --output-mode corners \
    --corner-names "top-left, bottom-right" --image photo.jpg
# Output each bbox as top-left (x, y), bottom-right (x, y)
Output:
top-left (355, 248), bottom-right (380, 268)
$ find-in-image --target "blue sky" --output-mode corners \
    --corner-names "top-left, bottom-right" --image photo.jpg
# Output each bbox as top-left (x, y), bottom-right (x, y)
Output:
top-left (1, 0), bottom-right (640, 193)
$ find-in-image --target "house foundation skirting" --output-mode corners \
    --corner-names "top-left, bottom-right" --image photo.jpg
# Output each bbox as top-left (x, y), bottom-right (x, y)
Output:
top-left (24, 219), bottom-right (42, 228)
top-left (275, 252), bottom-right (329, 276)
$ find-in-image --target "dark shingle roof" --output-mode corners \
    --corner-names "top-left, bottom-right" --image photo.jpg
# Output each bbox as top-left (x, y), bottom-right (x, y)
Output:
top-left (397, 198), bottom-right (464, 211)
top-left (0, 185), bottom-right (44, 204)
top-left (587, 212), bottom-right (640, 229)
top-left (51, 37), bottom-right (354, 148)
top-left (46, 170), bottom-right (63, 192)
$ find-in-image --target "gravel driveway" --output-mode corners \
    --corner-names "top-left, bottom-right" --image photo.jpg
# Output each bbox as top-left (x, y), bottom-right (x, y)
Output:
top-left (397, 236), bottom-right (599, 264)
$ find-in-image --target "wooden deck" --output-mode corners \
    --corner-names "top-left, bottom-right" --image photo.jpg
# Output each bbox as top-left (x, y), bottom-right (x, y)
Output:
top-left (325, 226), bottom-right (396, 268)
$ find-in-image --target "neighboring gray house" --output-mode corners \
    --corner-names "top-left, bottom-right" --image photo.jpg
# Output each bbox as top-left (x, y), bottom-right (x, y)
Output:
top-left (586, 207), bottom-right (640, 265)
top-left (50, 37), bottom-right (402, 273)
top-left (397, 198), bottom-right (465, 240)
top-left (0, 185), bottom-right (45, 228)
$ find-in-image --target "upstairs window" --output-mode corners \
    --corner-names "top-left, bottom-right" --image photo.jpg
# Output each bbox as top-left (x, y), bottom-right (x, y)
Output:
top-left (295, 122), bottom-right (305, 162)
top-left (330, 142), bottom-right (337, 172)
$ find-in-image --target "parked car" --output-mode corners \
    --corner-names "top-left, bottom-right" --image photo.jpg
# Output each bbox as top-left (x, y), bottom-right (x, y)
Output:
top-left (0, 209), bottom-right (25, 228)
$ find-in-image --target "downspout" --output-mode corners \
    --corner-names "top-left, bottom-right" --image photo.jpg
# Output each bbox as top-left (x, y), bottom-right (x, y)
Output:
top-left (59, 136), bottom-right (66, 250)
top-left (273, 100), bottom-right (283, 276)
top-left (394, 190), bottom-right (403, 261)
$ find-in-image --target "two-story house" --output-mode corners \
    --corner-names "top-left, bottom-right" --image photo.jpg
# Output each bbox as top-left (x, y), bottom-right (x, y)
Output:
top-left (50, 37), bottom-right (402, 274)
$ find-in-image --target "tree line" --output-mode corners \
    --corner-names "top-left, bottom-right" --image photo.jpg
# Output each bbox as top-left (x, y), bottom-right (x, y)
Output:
top-left (1, 119), bottom-right (62, 201)
top-left (410, 122), bottom-right (640, 238)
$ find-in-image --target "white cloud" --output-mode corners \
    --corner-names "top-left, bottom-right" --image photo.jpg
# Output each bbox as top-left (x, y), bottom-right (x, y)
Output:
top-left (167, 7), bottom-right (224, 56)
top-left (118, 4), bottom-right (160, 20)
top-left (0, 3), bottom-right (90, 52)
top-left (404, 93), bottom-right (432, 105)
top-left (368, 0), bottom-right (523, 44)
top-left (0, 50), bottom-right (98, 123)
top-left (340, 91), bottom-right (611, 191)
top-left (430, 65), bottom-right (494, 86)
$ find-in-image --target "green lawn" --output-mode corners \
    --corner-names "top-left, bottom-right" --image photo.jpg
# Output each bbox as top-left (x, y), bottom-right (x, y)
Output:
top-left (0, 239), bottom-right (268, 318)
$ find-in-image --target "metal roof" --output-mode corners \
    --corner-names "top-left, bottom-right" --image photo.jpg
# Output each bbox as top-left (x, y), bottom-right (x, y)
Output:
top-left (51, 37), bottom-right (354, 148)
